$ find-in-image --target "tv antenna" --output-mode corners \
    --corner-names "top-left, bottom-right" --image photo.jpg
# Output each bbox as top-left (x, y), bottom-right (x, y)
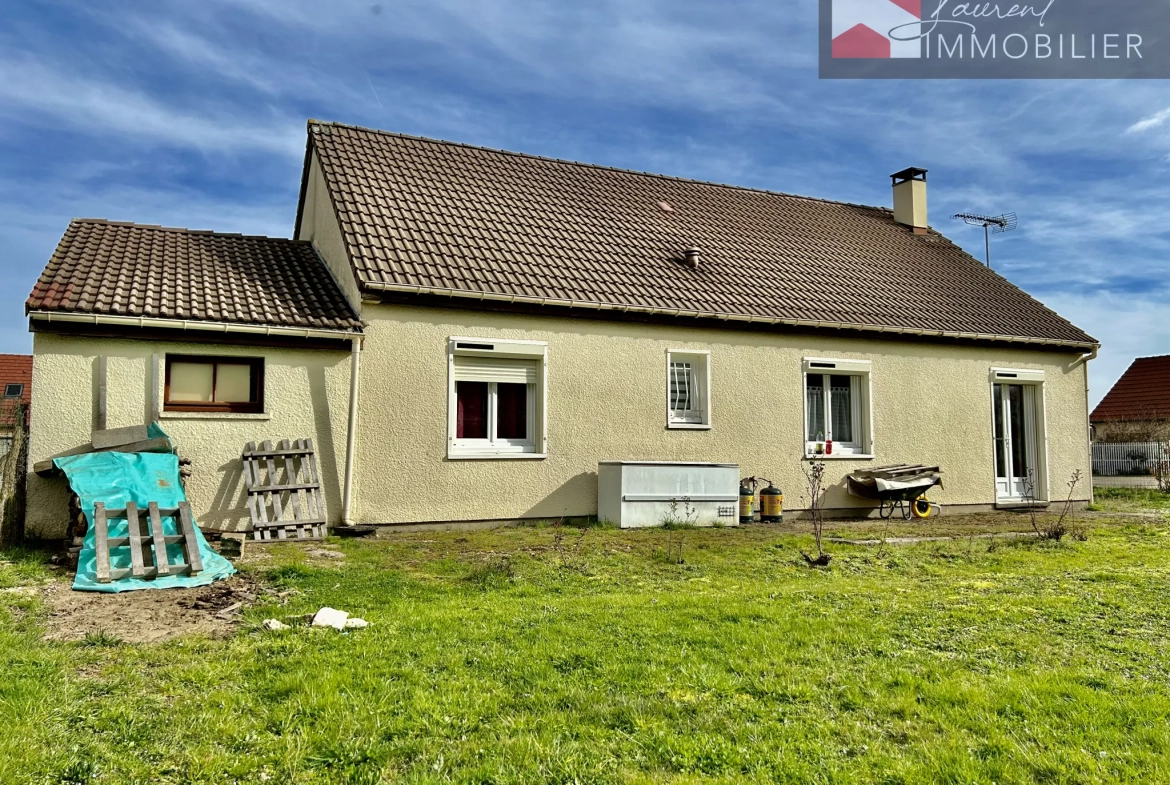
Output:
top-left (951, 212), bottom-right (1017, 268)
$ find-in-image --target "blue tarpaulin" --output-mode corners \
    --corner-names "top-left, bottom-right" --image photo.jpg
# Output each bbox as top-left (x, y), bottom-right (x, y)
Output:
top-left (55, 434), bottom-right (235, 592)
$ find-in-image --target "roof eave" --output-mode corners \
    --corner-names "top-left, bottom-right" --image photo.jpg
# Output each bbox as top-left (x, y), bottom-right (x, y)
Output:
top-left (358, 280), bottom-right (1098, 352)
top-left (28, 310), bottom-right (364, 342)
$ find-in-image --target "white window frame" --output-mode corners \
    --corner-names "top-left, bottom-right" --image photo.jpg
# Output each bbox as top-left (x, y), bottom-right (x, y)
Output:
top-left (989, 367), bottom-right (1049, 504)
top-left (448, 337), bottom-right (548, 460)
top-left (802, 358), bottom-right (873, 458)
top-left (666, 350), bottom-right (711, 429)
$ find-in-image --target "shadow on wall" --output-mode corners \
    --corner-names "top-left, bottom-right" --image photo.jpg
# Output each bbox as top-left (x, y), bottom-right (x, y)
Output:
top-left (200, 361), bottom-right (341, 533)
top-left (307, 362), bottom-right (340, 524)
top-left (203, 457), bottom-right (249, 532)
top-left (522, 471), bottom-right (597, 519)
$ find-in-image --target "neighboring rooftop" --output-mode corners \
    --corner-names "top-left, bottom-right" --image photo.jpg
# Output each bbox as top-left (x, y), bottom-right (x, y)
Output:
top-left (1091, 355), bottom-right (1170, 422)
top-left (0, 354), bottom-right (32, 408)
top-left (304, 120), bottom-right (1095, 348)
top-left (27, 220), bottom-right (363, 333)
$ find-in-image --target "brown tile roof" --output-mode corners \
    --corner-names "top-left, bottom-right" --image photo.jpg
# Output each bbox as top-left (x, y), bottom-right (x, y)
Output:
top-left (306, 120), bottom-right (1095, 349)
top-left (27, 220), bottom-right (362, 333)
top-left (0, 354), bottom-right (32, 407)
top-left (1091, 355), bottom-right (1170, 422)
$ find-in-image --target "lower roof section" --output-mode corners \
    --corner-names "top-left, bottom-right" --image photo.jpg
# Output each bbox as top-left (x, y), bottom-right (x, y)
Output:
top-left (27, 219), bottom-right (364, 334)
top-left (29, 311), bottom-right (358, 351)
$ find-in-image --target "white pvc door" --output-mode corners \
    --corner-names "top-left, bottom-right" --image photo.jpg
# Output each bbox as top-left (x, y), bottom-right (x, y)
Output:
top-left (993, 383), bottom-right (1037, 500)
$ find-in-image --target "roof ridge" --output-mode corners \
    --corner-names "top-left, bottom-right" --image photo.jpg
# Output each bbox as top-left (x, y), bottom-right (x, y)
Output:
top-left (308, 119), bottom-right (896, 215)
top-left (68, 218), bottom-right (303, 244)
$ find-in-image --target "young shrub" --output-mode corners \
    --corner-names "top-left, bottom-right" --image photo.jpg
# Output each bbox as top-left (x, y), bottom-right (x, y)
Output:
top-left (801, 461), bottom-right (831, 566)
top-left (1024, 469), bottom-right (1085, 541)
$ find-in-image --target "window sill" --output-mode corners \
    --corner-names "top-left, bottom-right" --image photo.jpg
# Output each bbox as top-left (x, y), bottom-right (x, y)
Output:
top-left (447, 452), bottom-right (547, 461)
top-left (995, 500), bottom-right (1049, 509)
top-left (803, 453), bottom-right (875, 461)
top-left (159, 411), bottom-right (272, 421)
top-left (667, 423), bottom-right (712, 430)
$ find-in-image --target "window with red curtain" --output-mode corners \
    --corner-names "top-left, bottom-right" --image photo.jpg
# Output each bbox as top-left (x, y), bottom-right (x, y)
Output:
top-left (456, 381), bottom-right (488, 439)
top-left (496, 383), bottom-right (528, 440)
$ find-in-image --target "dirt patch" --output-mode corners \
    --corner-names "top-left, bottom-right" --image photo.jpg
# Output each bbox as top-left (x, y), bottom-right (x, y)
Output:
top-left (40, 574), bottom-right (266, 644)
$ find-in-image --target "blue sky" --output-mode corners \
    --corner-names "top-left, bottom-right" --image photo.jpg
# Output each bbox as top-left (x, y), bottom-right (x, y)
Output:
top-left (4, 0), bottom-right (1170, 404)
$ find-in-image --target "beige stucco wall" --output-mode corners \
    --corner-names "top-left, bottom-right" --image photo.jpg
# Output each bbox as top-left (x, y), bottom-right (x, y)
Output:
top-left (352, 303), bottom-right (1092, 524)
top-left (297, 151), bottom-right (362, 313)
top-left (27, 333), bottom-right (352, 539)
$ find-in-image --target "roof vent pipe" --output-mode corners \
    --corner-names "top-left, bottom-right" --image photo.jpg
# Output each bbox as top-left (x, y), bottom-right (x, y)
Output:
top-left (684, 247), bottom-right (701, 268)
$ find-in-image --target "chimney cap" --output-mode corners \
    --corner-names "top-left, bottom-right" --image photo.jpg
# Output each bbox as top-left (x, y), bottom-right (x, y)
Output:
top-left (890, 167), bottom-right (928, 186)
top-left (683, 247), bottom-right (701, 268)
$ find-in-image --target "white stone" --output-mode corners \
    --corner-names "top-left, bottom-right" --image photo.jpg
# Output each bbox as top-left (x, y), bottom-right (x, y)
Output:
top-left (311, 607), bottom-right (349, 630)
top-left (262, 618), bottom-right (289, 631)
top-left (344, 617), bottom-right (369, 629)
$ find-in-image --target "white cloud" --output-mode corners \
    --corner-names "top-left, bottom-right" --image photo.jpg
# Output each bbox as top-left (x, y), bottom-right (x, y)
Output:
top-left (0, 56), bottom-right (303, 158)
top-left (1127, 106), bottom-right (1170, 134)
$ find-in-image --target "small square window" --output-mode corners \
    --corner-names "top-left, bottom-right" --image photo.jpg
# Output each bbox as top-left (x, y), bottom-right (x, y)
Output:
top-left (164, 355), bottom-right (264, 413)
top-left (667, 351), bottom-right (710, 428)
top-left (804, 359), bottom-right (871, 456)
top-left (3, 384), bottom-right (23, 398)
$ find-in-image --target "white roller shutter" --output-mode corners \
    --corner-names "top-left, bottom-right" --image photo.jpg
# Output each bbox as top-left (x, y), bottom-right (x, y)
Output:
top-left (453, 356), bottom-right (538, 384)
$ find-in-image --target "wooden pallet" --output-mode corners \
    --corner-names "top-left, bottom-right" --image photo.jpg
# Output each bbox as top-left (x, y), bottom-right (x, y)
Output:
top-left (92, 501), bottom-right (204, 583)
top-left (243, 439), bottom-right (327, 541)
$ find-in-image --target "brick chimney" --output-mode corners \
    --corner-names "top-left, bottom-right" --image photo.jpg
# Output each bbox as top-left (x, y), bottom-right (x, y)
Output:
top-left (891, 167), bottom-right (928, 234)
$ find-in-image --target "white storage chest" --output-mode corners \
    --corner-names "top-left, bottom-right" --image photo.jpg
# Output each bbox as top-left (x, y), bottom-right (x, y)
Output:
top-left (597, 461), bottom-right (740, 529)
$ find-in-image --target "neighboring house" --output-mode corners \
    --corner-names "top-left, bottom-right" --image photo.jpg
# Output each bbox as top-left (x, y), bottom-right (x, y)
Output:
top-left (1090, 355), bottom-right (1170, 442)
top-left (0, 354), bottom-right (32, 457)
top-left (25, 121), bottom-right (1098, 538)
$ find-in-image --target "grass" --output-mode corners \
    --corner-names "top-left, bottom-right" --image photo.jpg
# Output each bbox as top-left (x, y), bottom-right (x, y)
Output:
top-left (4, 517), bottom-right (1170, 784)
top-left (1092, 485), bottom-right (1170, 513)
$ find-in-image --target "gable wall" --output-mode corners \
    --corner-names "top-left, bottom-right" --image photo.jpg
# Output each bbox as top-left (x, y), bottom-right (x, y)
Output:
top-left (297, 151), bottom-right (362, 315)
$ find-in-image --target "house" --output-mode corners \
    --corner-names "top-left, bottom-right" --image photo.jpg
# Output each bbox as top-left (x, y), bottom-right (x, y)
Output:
top-left (1090, 355), bottom-right (1170, 442)
top-left (0, 354), bottom-right (32, 457)
top-left (25, 121), bottom-right (1097, 539)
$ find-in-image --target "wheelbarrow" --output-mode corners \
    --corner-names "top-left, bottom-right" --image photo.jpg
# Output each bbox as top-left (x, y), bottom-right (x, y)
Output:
top-left (846, 464), bottom-right (943, 520)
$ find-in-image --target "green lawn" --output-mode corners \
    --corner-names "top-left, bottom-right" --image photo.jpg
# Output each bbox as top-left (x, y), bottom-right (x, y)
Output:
top-left (4, 519), bottom-right (1170, 784)
top-left (1092, 485), bottom-right (1170, 514)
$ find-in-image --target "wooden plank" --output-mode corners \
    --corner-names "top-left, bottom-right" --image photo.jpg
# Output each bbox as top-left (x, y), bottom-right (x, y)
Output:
top-left (242, 447), bottom-right (316, 458)
top-left (91, 424), bottom-right (151, 450)
top-left (244, 482), bottom-right (321, 493)
top-left (177, 502), bottom-right (203, 575)
top-left (262, 441), bottom-right (285, 522)
top-left (252, 518), bottom-right (327, 528)
top-left (280, 439), bottom-right (303, 523)
top-left (106, 534), bottom-right (184, 547)
top-left (34, 436), bottom-right (175, 474)
top-left (97, 356), bottom-right (108, 432)
top-left (126, 502), bottom-right (147, 578)
top-left (108, 565), bottom-right (193, 581)
top-left (94, 503), bottom-right (111, 584)
top-left (148, 502), bottom-right (171, 577)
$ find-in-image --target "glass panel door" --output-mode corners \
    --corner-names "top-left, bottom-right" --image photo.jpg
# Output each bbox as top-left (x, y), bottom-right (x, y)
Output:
top-left (993, 383), bottom-right (1037, 500)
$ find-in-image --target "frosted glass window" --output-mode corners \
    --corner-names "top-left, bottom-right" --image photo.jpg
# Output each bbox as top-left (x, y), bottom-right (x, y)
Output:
top-left (216, 364), bottom-right (252, 402)
top-left (169, 363), bottom-right (214, 402)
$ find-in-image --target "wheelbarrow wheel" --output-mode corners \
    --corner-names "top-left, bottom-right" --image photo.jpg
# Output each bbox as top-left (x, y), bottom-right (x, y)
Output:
top-left (911, 495), bottom-right (933, 519)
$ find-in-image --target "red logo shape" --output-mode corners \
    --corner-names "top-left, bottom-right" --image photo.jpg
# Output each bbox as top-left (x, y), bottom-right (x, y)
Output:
top-left (831, 24), bottom-right (892, 59)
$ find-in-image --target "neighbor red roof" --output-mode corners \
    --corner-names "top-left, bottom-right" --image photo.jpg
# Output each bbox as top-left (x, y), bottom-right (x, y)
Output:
top-left (1091, 355), bottom-right (1170, 422)
top-left (0, 354), bottom-right (32, 408)
top-left (303, 120), bottom-right (1096, 349)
